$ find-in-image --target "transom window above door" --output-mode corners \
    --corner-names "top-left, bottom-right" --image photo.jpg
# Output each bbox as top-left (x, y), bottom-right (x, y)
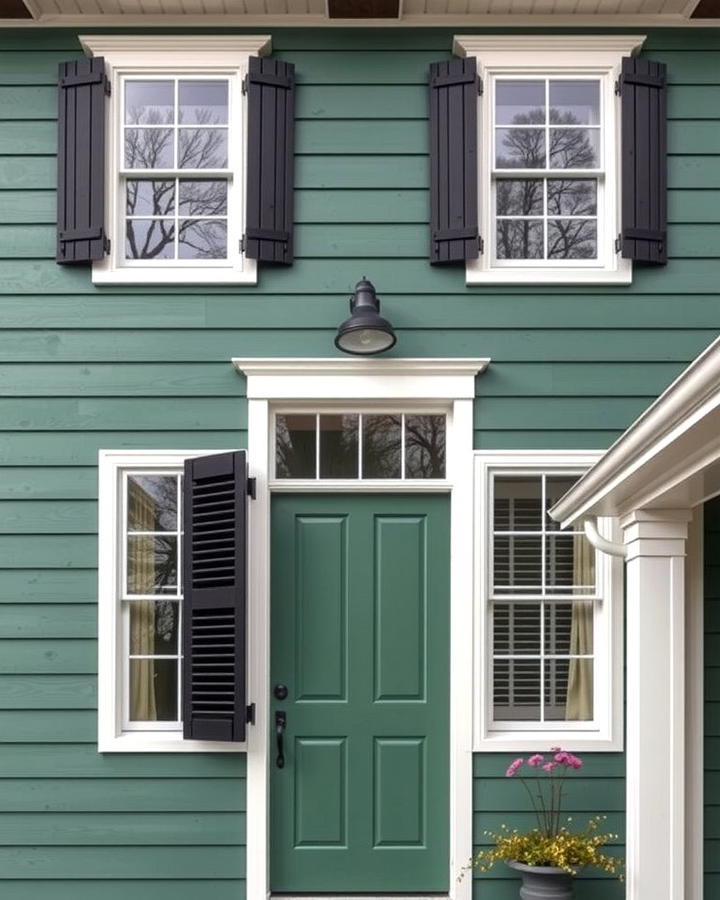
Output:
top-left (275, 412), bottom-right (447, 480)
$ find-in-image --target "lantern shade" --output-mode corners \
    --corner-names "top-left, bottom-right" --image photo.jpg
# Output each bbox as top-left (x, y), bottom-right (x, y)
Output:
top-left (335, 278), bottom-right (396, 356)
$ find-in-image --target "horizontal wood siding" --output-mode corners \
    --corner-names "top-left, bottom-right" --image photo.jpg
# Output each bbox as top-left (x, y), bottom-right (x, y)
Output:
top-left (705, 498), bottom-right (720, 897)
top-left (0, 24), bottom-right (717, 896)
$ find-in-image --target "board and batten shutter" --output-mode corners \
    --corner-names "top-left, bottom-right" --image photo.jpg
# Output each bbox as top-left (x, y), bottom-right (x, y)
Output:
top-left (429, 57), bottom-right (481, 264)
top-left (619, 57), bottom-right (668, 265)
top-left (244, 56), bottom-right (296, 264)
top-left (57, 57), bottom-right (109, 264)
top-left (182, 451), bottom-right (249, 742)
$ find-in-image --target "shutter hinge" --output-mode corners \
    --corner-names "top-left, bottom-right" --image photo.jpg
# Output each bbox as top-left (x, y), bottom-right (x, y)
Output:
top-left (104, 235), bottom-right (111, 255)
top-left (614, 78), bottom-right (622, 96)
top-left (479, 235), bottom-right (484, 255)
top-left (247, 477), bottom-right (257, 499)
top-left (104, 75), bottom-right (111, 97)
top-left (615, 234), bottom-right (622, 253)
top-left (477, 76), bottom-right (483, 96)
top-left (242, 74), bottom-right (248, 96)
top-left (246, 703), bottom-right (256, 725)
top-left (240, 236), bottom-right (245, 254)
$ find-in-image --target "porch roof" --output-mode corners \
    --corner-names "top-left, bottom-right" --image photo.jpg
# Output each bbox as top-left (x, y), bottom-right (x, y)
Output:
top-left (550, 331), bottom-right (720, 528)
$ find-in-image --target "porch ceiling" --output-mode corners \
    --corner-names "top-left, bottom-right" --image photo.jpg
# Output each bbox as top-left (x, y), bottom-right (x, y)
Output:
top-left (3, 0), bottom-right (719, 26)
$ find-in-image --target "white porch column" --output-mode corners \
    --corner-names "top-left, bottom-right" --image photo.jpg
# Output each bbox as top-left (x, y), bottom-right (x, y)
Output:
top-left (621, 508), bottom-right (690, 900)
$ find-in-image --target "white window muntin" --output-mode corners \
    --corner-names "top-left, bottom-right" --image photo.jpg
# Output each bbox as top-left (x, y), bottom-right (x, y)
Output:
top-left (474, 451), bottom-right (623, 751)
top-left (118, 72), bottom-right (236, 270)
top-left (272, 406), bottom-right (450, 483)
top-left (490, 74), bottom-right (605, 270)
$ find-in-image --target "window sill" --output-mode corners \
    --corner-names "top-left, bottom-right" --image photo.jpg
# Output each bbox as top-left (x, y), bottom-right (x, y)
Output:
top-left (475, 733), bottom-right (623, 753)
top-left (99, 730), bottom-right (246, 753)
top-left (466, 260), bottom-right (632, 286)
top-left (91, 259), bottom-right (258, 286)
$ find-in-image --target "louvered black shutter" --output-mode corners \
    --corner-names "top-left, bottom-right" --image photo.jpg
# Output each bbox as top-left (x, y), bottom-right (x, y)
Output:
top-left (57, 57), bottom-right (109, 264)
top-left (244, 56), bottom-right (295, 264)
top-left (619, 57), bottom-right (668, 265)
top-left (429, 57), bottom-right (480, 264)
top-left (183, 451), bottom-right (249, 742)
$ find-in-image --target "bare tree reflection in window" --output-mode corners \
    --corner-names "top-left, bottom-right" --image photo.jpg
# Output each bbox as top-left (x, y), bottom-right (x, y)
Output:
top-left (405, 414), bottom-right (446, 478)
top-left (362, 415), bottom-right (402, 478)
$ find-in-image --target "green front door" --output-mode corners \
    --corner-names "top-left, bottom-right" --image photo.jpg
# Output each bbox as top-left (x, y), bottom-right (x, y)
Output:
top-left (270, 493), bottom-right (450, 893)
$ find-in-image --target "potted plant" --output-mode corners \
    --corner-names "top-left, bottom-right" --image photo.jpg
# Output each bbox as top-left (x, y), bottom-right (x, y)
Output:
top-left (466, 749), bottom-right (623, 899)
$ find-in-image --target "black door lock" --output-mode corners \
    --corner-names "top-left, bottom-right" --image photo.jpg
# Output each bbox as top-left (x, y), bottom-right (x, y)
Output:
top-left (274, 683), bottom-right (288, 700)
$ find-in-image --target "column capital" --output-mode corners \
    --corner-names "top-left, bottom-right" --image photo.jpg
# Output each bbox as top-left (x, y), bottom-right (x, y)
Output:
top-left (621, 508), bottom-right (692, 558)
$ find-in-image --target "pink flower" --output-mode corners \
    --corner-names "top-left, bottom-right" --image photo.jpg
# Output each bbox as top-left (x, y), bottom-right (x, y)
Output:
top-left (543, 762), bottom-right (558, 773)
top-left (527, 754), bottom-right (545, 767)
top-left (506, 758), bottom-right (524, 777)
top-left (554, 751), bottom-right (570, 764)
top-left (566, 753), bottom-right (583, 770)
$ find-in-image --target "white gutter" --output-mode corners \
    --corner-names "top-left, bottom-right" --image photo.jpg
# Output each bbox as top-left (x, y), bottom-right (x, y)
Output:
top-left (550, 332), bottom-right (720, 528)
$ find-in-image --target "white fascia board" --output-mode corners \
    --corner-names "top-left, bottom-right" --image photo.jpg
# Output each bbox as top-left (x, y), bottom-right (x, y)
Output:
top-left (550, 334), bottom-right (720, 527)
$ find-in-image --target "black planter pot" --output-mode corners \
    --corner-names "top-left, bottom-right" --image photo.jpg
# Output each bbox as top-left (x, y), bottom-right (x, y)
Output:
top-left (507, 860), bottom-right (575, 899)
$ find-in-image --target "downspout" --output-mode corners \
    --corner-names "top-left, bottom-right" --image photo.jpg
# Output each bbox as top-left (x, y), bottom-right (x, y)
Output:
top-left (584, 518), bottom-right (626, 559)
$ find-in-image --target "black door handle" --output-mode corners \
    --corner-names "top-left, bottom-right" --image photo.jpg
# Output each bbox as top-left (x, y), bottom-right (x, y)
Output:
top-left (275, 710), bottom-right (287, 769)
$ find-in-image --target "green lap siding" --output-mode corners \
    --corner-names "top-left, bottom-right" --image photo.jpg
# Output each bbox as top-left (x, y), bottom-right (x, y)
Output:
top-left (0, 22), bottom-right (718, 897)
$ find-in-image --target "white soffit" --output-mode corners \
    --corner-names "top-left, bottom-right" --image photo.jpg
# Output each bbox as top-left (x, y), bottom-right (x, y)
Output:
top-left (550, 334), bottom-right (720, 526)
top-left (3, 0), bottom-right (718, 26)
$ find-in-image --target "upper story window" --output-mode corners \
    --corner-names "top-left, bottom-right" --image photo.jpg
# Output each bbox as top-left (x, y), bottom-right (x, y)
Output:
top-left (447, 36), bottom-right (648, 285)
top-left (76, 36), bottom-right (274, 285)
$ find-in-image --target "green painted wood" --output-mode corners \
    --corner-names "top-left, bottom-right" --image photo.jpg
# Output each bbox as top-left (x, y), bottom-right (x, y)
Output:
top-left (668, 190), bottom-right (720, 223)
top-left (0, 570), bottom-right (96, 603)
top-left (0, 882), bottom-right (245, 900)
top-left (0, 501), bottom-right (95, 533)
top-left (0, 398), bottom-right (247, 430)
top-left (0, 639), bottom-right (96, 674)
top-left (669, 157), bottom-right (720, 190)
top-left (0, 190), bottom-right (55, 224)
top-left (668, 86), bottom-right (720, 120)
top-left (0, 604), bottom-right (95, 638)
top-left (0, 86), bottom-right (55, 119)
top-left (0, 710), bottom-right (96, 742)
top-left (0, 432), bottom-right (246, 466)
top-left (0, 811), bottom-right (245, 844)
top-left (474, 396), bottom-right (653, 430)
top-left (0, 121), bottom-right (55, 154)
top-left (0, 536), bottom-right (96, 568)
top-left (271, 494), bottom-right (450, 892)
top-left (0, 468), bottom-right (96, 499)
top-left (0, 364), bottom-right (241, 397)
top-left (0, 51), bottom-right (82, 85)
top-left (475, 430), bottom-right (623, 449)
top-left (0, 157), bottom-right (56, 189)
top-left (0, 743), bottom-right (245, 777)
top-left (0, 845), bottom-right (246, 878)
top-left (0, 675), bottom-right (96, 708)
top-left (296, 85), bottom-right (425, 119)
top-left (0, 777), bottom-right (245, 811)
top-left (295, 189), bottom-right (428, 223)
top-left (297, 155), bottom-right (427, 188)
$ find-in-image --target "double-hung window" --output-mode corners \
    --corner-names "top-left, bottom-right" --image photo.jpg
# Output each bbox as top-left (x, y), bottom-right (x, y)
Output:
top-left (475, 452), bottom-right (623, 751)
top-left (453, 35), bottom-right (645, 285)
top-left (79, 35), bottom-right (270, 285)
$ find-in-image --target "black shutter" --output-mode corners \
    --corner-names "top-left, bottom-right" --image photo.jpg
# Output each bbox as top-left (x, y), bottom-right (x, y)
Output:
top-left (619, 57), bottom-right (668, 265)
top-left (183, 451), bottom-right (248, 742)
top-left (429, 57), bottom-right (481, 264)
top-left (244, 56), bottom-right (295, 264)
top-left (57, 57), bottom-right (109, 264)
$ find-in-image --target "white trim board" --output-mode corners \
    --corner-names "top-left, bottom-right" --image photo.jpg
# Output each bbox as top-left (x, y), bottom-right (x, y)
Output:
top-left (238, 356), bottom-right (488, 900)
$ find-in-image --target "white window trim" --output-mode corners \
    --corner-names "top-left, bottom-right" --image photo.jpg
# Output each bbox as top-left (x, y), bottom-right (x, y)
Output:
top-left (98, 448), bottom-right (243, 752)
top-left (474, 450), bottom-right (623, 752)
top-left (454, 35), bottom-right (645, 286)
top-left (80, 35), bottom-right (270, 286)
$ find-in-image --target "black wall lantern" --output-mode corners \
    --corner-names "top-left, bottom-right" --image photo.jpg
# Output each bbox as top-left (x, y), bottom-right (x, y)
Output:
top-left (335, 278), bottom-right (397, 356)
